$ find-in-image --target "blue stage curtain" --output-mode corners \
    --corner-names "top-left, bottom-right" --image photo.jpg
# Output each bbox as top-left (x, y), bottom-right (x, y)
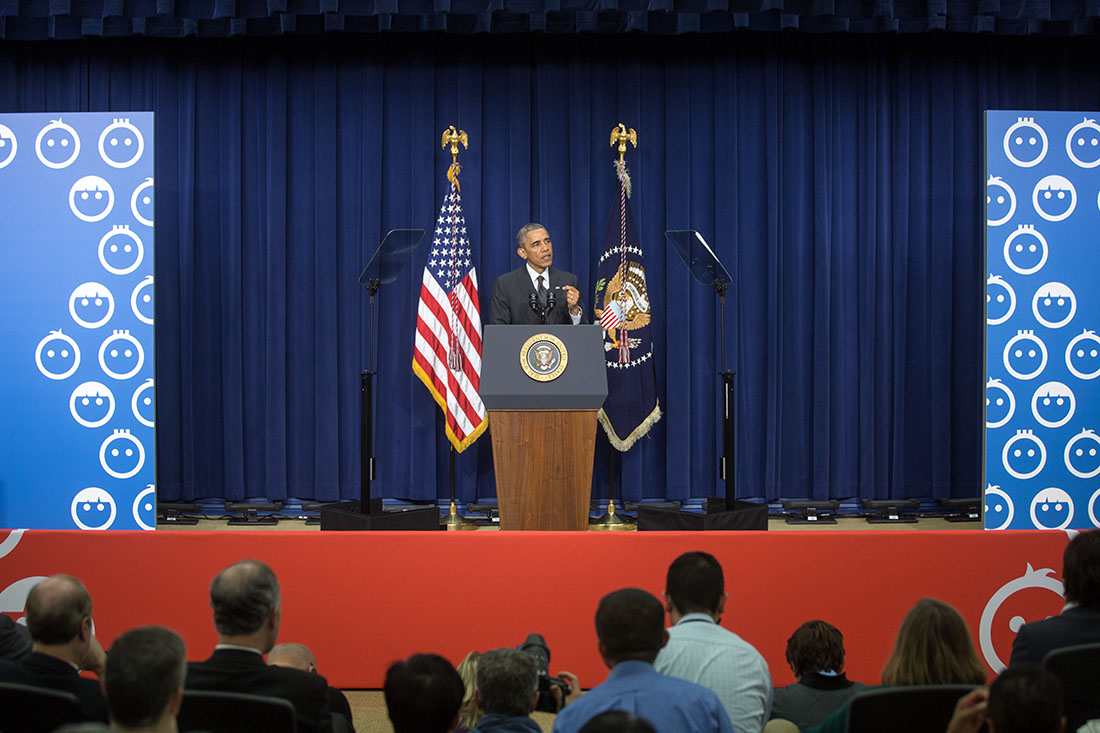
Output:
top-left (3, 34), bottom-right (1100, 503)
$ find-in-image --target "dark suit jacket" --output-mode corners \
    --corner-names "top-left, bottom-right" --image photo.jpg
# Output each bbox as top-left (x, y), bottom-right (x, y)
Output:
top-left (489, 266), bottom-right (586, 325)
top-left (0, 651), bottom-right (108, 722)
top-left (1008, 605), bottom-right (1100, 666)
top-left (186, 649), bottom-right (333, 733)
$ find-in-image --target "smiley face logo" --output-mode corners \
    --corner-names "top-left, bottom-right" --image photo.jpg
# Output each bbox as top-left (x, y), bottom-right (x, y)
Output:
top-left (35, 119), bottom-right (80, 169)
top-left (131, 275), bottom-right (154, 325)
top-left (130, 178), bottom-right (153, 227)
top-left (132, 484), bottom-right (156, 531)
top-left (1031, 282), bottom-right (1076, 329)
top-left (70, 487), bottom-right (117, 530)
top-left (1089, 488), bottom-right (1100, 528)
top-left (99, 429), bottom-right (145, 479)
top-left (1004, 330), bottom-right (1047, 380)
top-left (1064, 429), bottom-right (1100, 478)
top-left (1065, 330), bottom-right (1100, 379)
top-left (131, 378), bottom-right (154, 427)
top-left (987, 275), bottom-right (1016, 325)
top-left (0, 123), bottom-right (17, 169)
top-left (68, 282), bottom-right (115, 329)
top-left (98, 118), bottom-right (144, 168)
top-left (1002, 429), bottom-right (1047, 480)
top-left (1003, 117), bottom-right (1049, 168)
top-left (1031, 382), bottom-right (1075, 428)
top-left (1029, 487), bottom-right (1074, 530)
top-left (98, 330), bottom-right (144, 380)
top-left (34, 330), bottom-right (80, 380)
top-left (986, 378), bottom-right (1016, 429)
top-left (69, 381), bottom-right (116, 428)
top-left (1002, 225), bottom-right (1048, 275)
top-left (69, 175), bottom-right (114, 222)
top-left (98, 226), bottom-right (144, 276)
top-left (979, 563), bottom-right (1063, 672)
top-left (1032, 175), bottom-right (1076, 222)
top-left (1066, 118), bottom-right (1100, 168)
top-left (987, 176), bottom-right (1017, 226)
top-left (985, 485), bottom-right (1015, 531)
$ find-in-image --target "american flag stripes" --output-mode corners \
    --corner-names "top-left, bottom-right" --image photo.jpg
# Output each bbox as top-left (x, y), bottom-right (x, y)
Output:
top-left (411, 182), bottom-right (488, 452)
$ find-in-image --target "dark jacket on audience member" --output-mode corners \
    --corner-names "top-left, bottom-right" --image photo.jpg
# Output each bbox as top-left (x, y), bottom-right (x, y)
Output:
top-left (771, 672), bottom-right (867, 731)
top-left (0, 615), bottom-right (32, 661)
top-left (186, 648), bottom-right (334, 733)
top-left (0, 651), bottom-right (109, 722)
top-left (1008, 605), bottom-right (1100, 667)
top-left (474, 713), bottom-right (543, 733)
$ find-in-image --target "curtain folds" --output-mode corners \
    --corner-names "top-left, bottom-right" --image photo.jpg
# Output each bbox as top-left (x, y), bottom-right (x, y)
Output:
top-left (3, 33), bottom-right (1100, 502)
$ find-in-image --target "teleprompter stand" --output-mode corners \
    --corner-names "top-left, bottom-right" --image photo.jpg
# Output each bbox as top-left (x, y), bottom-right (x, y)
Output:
top-left (321, 229), bottom-right (440, 531)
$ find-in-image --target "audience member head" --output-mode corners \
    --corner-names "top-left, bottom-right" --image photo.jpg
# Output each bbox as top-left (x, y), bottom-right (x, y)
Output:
top-left (475, 648), bottom-right (538, 718)
top-left (103, 626), bottom-right (186, 731)
top-left (267, 642), bottom-right (317, 673)
top-left (456, 651), bottom-right (481, 729)
top-left (578, 711), bottom-right (658, 733)
top-left (1062, 529), bottom-right (1100, 609)
top-left (383, 653), bottom-right (464, 733)
top-left (665, 551), bottom-right (726, 620)
top-left (208, 559), bottom-right (281, 651)
top-left (987, 665), bottom-right (1065, 733)
top-left (881, 598), bottom-right (986, 686)
top-left (595, 588), bottom-right (667, 666)
top-left (25, 574), bottom-right (103, 672)
top-left (785, 620), bottom-right (847, 679)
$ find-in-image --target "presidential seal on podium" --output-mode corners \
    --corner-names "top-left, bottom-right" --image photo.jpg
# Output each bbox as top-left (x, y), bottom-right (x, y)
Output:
top-left (520, 333), bottom-right (568, 382)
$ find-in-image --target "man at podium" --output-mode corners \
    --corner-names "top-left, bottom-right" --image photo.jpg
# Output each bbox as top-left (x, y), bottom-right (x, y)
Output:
top-left (490, 224), bottom-right (587, 325)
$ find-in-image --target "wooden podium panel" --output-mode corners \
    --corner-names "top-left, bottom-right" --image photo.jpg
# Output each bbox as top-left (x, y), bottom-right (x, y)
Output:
top-left (489, 409), bottom-right (598, 530)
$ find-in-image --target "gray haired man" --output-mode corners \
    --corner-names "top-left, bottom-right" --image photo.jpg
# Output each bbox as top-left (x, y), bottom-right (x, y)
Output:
top-left (473, 648), bottom-right (542, 733)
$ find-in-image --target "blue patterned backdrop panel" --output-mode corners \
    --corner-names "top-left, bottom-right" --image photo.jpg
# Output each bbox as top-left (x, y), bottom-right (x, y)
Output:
top-left (986, 110), bottom-right (1100, 530)
top-left (0, 113), bottom-right (155, 530)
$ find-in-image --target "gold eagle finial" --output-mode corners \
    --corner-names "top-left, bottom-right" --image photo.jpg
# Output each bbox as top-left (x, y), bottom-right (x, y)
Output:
top-left (610, 123), bottom-right (637, 163)
top-left (441, 126), bottom-right (468, 191)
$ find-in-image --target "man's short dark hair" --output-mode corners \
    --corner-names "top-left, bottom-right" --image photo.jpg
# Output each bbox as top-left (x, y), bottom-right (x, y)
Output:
top-left (988, 665), bottom-right (1063, 733)
top-left (25, 575), bottom-right (92, 645)
top-left (785, 620), bottom-right (846, 677)
top-left (516, 223), bottom-right (547, 249)
top-left (595, 588), bottom-right (665, 662)
top-left (104, 626), bottom-right (186, 728)
top-left (1062, 530), bottom-right (1100, 608)
top-left (384, 653), bottom-right (464, 733)
top-left (476, 648), bottom-right (537, 718)
top-left (579, 711), bottom-right (657, 733)
top-left (209, 559), bottom-right (280, 635)
top-left (666, 551), bottom-right (724, 614)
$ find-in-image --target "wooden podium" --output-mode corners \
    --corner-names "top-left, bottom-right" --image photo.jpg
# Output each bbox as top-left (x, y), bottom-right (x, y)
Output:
top-left (481, 326), bottom-right (608, 530)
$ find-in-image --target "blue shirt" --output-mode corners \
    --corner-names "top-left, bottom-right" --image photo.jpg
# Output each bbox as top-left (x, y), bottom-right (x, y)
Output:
top-left (551, 660), bottom-right (735, 733)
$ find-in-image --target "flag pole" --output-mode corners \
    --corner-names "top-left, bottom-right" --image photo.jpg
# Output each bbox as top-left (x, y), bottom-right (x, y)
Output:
top-left (442, 443), bottom-right (476, 531)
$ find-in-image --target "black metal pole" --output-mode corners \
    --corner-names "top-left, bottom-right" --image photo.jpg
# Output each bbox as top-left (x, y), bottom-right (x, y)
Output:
top-left (360, 368), bottom-right (374, 513)
top-left (717, 283), bottom-right (736, 506)
top-left (608, 441), bottom-right (616, 508)
top-left (449, 444), bottom-right (457, 505)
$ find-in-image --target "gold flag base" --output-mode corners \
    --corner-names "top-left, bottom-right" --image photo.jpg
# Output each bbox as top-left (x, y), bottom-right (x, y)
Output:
top-left (441, 501), bottom-right (478, 531)
top-left (588, 500), bottom-right (636, 531)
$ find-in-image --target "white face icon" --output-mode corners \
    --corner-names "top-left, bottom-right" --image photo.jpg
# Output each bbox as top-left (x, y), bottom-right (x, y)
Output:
top-left (70, 487), bottom-right (117, 530)
top-left (987, 275), bottom-right (1016, 325)
top-left (987, 176), bottom-right (1017, 226)
top-left (978, 563), bottom-right (1063, 671)
top-left (1066, 330), bottom-right (1100, 380)
top-left (132, 485), bottom-right (156, 531)
top-left (68, 282), bottom-right (115, 329)
top-left (1003, 331), bottom-right (1048, 381)
top-left (984, 485), bottom-right (1015, 531)
top-left (99, 430), bottom-right (145, 480)
top-left (98, 226), bottom-right (144, 276)
top-left (1003, 117), bottom-right (1049, 168)
top-left (1031, 282), bottom-right (1076, 329)
top-left (69, 175), bottom-right (114, 222)
top-left (130, 178), bottom-right (154, 227)
top-left (1032, 175), bottom-right (1077, 222)
top-left (35, 119), bottom-right (80, 169)
top-left (98, 119), bottom-right (144, 168)
top-left (1066, 118), bottom-right (1100, 168)
top-left (69, 381), bottom-right (116, 428)
top-left (1003, 226), bottom-right (1048, 276)
top-left (1030, 382), bottom-right (1075, 429)
top-left (986, 378), bottom-right (1016, 429)
top-left (1029, 487), bottom-right (1074, 530)
top-left (98, 330), bottom-right (145, 380)
top-left (131, 275), bottom-right (154, 325)
top-left (0, 123), bottom-right (17, 169)
top-left (131, 378), bottom-right (155, 427)
top-left (1064, 429), bottom-right (1100, 479)
top-left (1002, 430), bottom-right (1047, 480)
top-left (34, 330), bottom-right (80, 380)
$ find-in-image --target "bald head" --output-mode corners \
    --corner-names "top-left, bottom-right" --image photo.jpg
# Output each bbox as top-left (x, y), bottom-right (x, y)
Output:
top-left (268, 643), bottom-right (316, 673)
top-left (26, 575), bottom-right (92, 644)
top-left (209, 559), bottom-right (280, 636)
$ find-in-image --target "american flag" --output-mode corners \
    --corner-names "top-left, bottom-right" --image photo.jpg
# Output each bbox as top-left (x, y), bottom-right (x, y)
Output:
top-left (411, 182), bottom-right (487, 452)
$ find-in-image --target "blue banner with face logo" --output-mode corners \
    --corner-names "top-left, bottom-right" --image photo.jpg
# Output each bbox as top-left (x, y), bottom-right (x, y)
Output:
top-left (0, 113), bottom-right (155, 530)
top-left (985, 110), bottom-right (1100, 530)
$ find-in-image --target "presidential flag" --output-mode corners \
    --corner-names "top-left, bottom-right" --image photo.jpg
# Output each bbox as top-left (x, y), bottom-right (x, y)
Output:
top-left (593, 160), bottom-right (661, 451)
top-left (412, 178), bottom-right (488, 452)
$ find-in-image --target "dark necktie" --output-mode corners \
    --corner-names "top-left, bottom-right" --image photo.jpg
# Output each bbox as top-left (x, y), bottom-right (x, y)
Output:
top-left (537, 275), bottom-right (548, 308)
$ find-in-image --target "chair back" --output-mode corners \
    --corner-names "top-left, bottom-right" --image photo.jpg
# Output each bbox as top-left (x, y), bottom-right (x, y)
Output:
top-left (0, 681), bottom-right (83, 732)
top-left (845, 685), bottom-right (979, 733)
top-left (178, 689), bottom-right (297, 733)
top-left (1043, 641), bottom-right (1100, 732)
